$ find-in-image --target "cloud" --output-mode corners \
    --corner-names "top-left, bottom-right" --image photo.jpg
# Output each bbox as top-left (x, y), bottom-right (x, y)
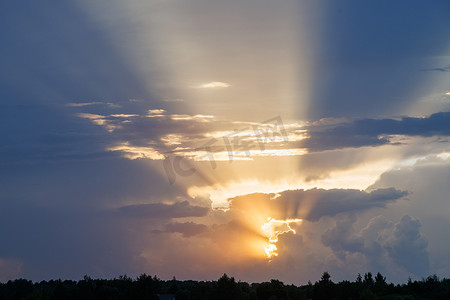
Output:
top-left (67, 102), bottom-right (104, 107)
top-left (107, 142), bottom-right (164, 160)
top-left (67, 102), bottom-right (121, 108)
top-left (76, 113), bottom-right (106, 120)
top-left (230, 187), bottom-right (407, 222)
top-left (69, 106), bottom-right (450, 168)
top-left (109, 114), bottom-right (139, 118)
top-left (0, 149), bottom-right (425, 283)
top-left (148, 109), bottom-right (166, 114)
top-left (0, 105), bottom-right (120, 166)
top-left (145, 186), bottom-right (413, 283)
top-left (321, 215), bottom-right (364, 260)
top-left (163, 221), bottom-right (209, 237)
top-left (70, 104), bottom-right (307, 164)
top-left (198, 81), bottom-right (231, 88)
top-left (386, 215), bottom-right (429, 275)
top-left (76, 113), bottom-right (120, 132)
top-left (0, 155), bottom-right (197, 280)
top-left (302, 111), bottom-right (450, 151)
top-left (420, 65), bottom-right (450, 72)
top-left (2, 0), bottom-right (449, 284)
top-left (322, 214), bottom-right (430, 278)
top-left (368, 156), bottom-right (450, 277)
top-left (117, 201), bottom-right (210, 219)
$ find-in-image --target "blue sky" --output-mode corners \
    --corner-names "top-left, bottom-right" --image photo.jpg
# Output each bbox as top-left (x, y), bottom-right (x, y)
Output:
top-left (1, 0), bottom-right (450, 284)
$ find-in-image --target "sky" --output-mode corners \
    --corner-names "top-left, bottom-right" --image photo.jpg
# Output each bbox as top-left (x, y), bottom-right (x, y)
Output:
top-left (1, 0), bottom-right (450, 284)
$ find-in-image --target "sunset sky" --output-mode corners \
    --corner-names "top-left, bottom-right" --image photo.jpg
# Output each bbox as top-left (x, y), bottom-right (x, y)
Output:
top-left (1, 0), bottom-right (450, 284)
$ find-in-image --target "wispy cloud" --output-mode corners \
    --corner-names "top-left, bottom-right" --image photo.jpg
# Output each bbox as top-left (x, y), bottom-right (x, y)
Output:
top-left (109, 114), bottom-right (139, 118)
top-left (67, 102), bottom-right (103, 107)
top-left (76, 113), bottom-right (105, 119)
top-left (67, 102), bottom-right (120, 108)
top-left (107, 142), bottom-right (165, 160)
top-left (198, 81), bottom-right (231, 88)
top-left (148, 109), bottom-right (166, 114)
top-left (420, 65), bottom-right (450, 72)
top-left (163, 98), bottom-right (185, 102)
top-left (75, 113), bottom-right (120, 132)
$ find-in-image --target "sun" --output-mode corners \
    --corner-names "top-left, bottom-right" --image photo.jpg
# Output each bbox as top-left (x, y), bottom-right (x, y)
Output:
top-left (261, 217), bottom-right (302, 259)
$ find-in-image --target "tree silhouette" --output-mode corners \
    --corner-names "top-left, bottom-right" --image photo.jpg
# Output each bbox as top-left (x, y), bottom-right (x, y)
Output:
top-left (363, 272), bottom-right (374, 287)
top-left (0, 271), bottom-right (450, 299)
top-left (215, 273), bottom-right (241, 300)
top-left (256, 279), bottom-right (288, 300)
top-left (314, 272), bottom-right (335, 300)
top-left (319, 272), bottom-right (331, 284)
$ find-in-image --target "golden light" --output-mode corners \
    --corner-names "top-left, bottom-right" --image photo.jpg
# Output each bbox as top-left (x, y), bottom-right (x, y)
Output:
top-left (264, 243), bottom-right (278, 259)
top-left (261, 217), bottom-right (302, 259)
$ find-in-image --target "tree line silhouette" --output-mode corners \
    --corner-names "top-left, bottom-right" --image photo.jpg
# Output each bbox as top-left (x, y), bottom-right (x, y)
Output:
top-left (1, 272), bottom-right (449, 299)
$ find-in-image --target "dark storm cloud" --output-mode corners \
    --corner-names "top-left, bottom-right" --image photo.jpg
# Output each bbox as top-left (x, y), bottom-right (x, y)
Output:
top-left (302, 111), bottom-right (450, 151)
top-left (117, 201), bottom-right (210, 219)
top-left (322, 215), bottom-right (430, 277)
top-left (230, 187), bottom-right (407, 222)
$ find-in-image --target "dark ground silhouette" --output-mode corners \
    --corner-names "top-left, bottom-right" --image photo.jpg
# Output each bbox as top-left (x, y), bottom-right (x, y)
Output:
top-left (1, 272), bottom-right (449, 299)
